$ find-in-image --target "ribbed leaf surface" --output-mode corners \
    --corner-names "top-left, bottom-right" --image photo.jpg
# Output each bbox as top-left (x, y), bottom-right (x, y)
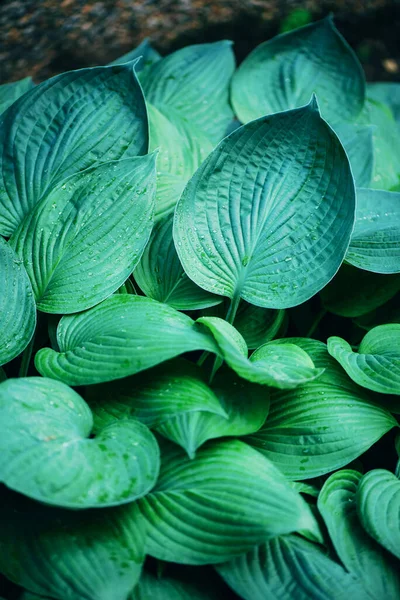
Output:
top-left (0, 77), bottom-right (34, 114)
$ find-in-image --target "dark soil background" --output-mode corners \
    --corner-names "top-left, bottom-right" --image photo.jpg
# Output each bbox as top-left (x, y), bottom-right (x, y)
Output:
top-left (0, 0), bottom-right (400, 84)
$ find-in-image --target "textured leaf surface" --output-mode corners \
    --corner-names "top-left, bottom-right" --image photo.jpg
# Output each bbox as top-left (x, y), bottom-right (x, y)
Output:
top-left (246, 339), bottom-right (397, 479)
top-left (0, 488), bottom-right (145, 600)
top-left (318, 470), bottom-right (400, 599)
top-left (231, 17), bottom-right (365, 125)
top-left (35, 295), bottom-right (218, 385)
top-left (0, 377), bottom-right (159, 508)
top-left (131, 571), bottom-right (217, 600)
top-left (0, 77), bottom-right (34, 114)
top-left (10, 156), bottom-right (156, 313)
top-left (217, 534), bottom-right (368, 600)
top-left (346, 188), bottom-right (400, 274)
top-left (0, 64), bottom-right (148, 236)
top-left (174, 100), bottom-right (355, 309)
top-left (328, 324), bottom-right (400, 394)
top-left (134, 215), bottom-right (220, 310)
top-left (0, 237), bottom-right (36, 366)
top-left (364, 99), bottom-right (400, 191)
top-left (356, 469), bottom-right (400, 560)
top-left (141, 41), bottom-right (235, 143)
top-left (136, 439), bottom-right (320, 564)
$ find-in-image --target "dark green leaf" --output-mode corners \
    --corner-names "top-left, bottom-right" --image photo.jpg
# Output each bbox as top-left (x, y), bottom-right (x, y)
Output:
top-left (0, 77), bottom-right (34, 114)
top-left (130, 571), bottom-right (218, 600)
top-left (234, 302), bottom-right (285, 349)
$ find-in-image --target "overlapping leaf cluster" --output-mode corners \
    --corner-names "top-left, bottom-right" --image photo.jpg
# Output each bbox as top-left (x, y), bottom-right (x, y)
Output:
top-left (0, 17), bottom-right (399, 600)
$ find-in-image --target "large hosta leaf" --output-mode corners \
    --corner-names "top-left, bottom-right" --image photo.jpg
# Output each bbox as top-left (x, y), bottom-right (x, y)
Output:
top-left (246, 339), bottom-right (397, 479)
top-left (0, 488), bottom-right (145, 600)
top-left (141, 41), bottom-right (235, 143)
top-left (35, 295), bottom-right (218, 385)
top-left (0, 63), bottom-right (148, 236)
top-left (346, 188), bottom-right (400, 274)
top-left (318, 470), bottom-right (400, 599)
top-left (0, 377), bottom-right (159, 508)
top-left (134, 215), bottom-right (220, 310)
top-left (356, 469), bottom-right (400, 560)
top-left (0, 77), bottom-right (34, 114)
top-left (136, 439), bottom-right (320, 564)
top-left (131, 571), bottom-right (218, 600)
top-left (10, 156), bottom-right (156, 314)
top-left (231, 17), bottom-right (365, 125)
top-left (328, 324), bottom-right (400, 394)
top-left (0, 237), bottom-right (36, 366)
top-left (333, 123), bottom-right (374, 188)
top-left (174, 100), bottom-right (355, 309)
top-left (234, 303), bottom-right (285, 349)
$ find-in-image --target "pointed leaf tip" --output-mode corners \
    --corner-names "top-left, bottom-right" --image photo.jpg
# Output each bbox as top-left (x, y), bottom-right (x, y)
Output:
top-left (308, 93), bottom-right (320, 112)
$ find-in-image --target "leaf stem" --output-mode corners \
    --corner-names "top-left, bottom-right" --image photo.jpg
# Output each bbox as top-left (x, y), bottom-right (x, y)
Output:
top-left (306, 308), bottom-right (327, 339)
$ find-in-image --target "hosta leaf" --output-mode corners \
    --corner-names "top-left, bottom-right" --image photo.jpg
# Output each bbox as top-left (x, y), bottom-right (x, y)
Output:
top-left (136, 439), bottom-right (320, 564)
top-left (354, 293), bottom-right (400, 330)
top-left (0, 77), bottom-right (34, 114)
top-left (86, 359), bottom-right (228, 432)
top-left (35, 295), bottom-right (218, 386)
top-left (356, 469), bottom-right (400, 560)
top-left (141, 41), bottom-right (235, 143)
top-left (333, 123), bottom-right (374, 188)
top-left (0, 377), bottom-right (159, 508)
top-left (156, 366), bottom-right (269, 457)
top-left (318, 470), bottom-right (400, 599)
top-left (231, 17), bottom-right (365, 125)
top-left (174, 100), bottom-right (355, 309)
top-left (346, 188), bottom-right (400, 274)
top-left (109, 38), bottom-right (161, 70)
top-left (10, 156), bottom-right (156, 314)
top-left (368, 82), bottom-right (400, 123)
top-left (0, 237), bottom-right (36, 366)
top-left (217, 534), bottom-right (368, 600)
top-left (328, 324), bottom-right (400, 394)
top-left (131, 571), bottom-right (218, 600)
top-left (246, 338), bottom-right (397, 479)
top-left (234, 303), bottom-right (285, 349)
top-left (321, 263), bottom-right (400, 317)
top-left (198, 316), bottom-right (323, 388)
top-left (0, 63), bottom-right (148, 236)
top-left (134, 215), bottom-right (220, 310)
top-left (0, 488), bottom-right (145, 600)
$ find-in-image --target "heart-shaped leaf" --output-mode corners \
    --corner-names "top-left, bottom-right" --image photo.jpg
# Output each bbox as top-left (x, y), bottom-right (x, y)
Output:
top-left (0, 487), bottom-right (145, 600)
top-left (136, 438), bottom-right (320, 564)
top-left (134, 215), bottom-right (220, 310)
top-left (318, 470), bottom-right (400, 598)
top-left (141, 41), bottom-right (235, 143)
top-left (356, 469), bottom-right (400, 560)
top-left (231, 17), bottom-right (365, 126)
top-left (35, 295), bottom-right (218, 386)
top-left (10, 156), bottom-right (156, 314)
top-left (246, 339), bottom-right (397, 479)
top-left (0, 377), bottom-right (160, 508)
top-left (0, 237), bottom-right (36, 366)
top-left (174, 99), bottom-right (355, 309)
top-left (328, 324), bottom-right (400, 394)
top-left (346, 188), bottom-right (400, 274)
top-left (0, 76), bottom-right (34, 114)
top-left (0, 63), bottom-right (148, 236)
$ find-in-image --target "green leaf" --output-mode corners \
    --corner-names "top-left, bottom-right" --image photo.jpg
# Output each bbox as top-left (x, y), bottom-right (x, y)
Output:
top-left (0, 237), bottom-right (36, 366)
top-left (333, 123), bottom-right (374, 188)
top-left (134, 215), bottom-right (220, 310)
top-left (217, 534), bottom-right (369, 600)
top-left (35, 295), bottom-right (218, 386)
top-left (131, 571), bottom-right (217, 600)
top-left (156, 366), bottom-right (269, 457)
top-left (10, 156), bottom-right (156, 314)
top-left (86, 359), bottom-right (228, 431)
top-left (328, 324), bottom-right (400, 394)
top-left (0, 368), bottom-right (6, 382)
top-left (354, 292), bottom-right (400, 330)
top-left (0, 64), bottom-right (148, 236)
top-left (246, 338), bottom-right (397, 479)
top-left (198, 316), bottom-right (324, 389)
top-left (368, 82), bottom-right (400, 123)
top-left (0, 377), bottom-right (159, 508)
top-left (0, 77), bottom-right (34, 114)
top-left (141, 41), bottom-right (235, 143)
top-left (109, 38), bottom-right (161, 70)
top-left (136, 438), bottom-right (320, 564)
top-left (0, 488), bottom-right (145, 600)
top-left (318, 470), bottom-right (400, 599)
top-left (234, 303), bottom-right (285, 349)
top-left (321, 263), bottom-right (400, 317)
top-left (174, 99), bottom-right (355, 309)
top-left (231, 17), bottom-right (365, 125)
top-left (346, 188), bottom-right (400, 274)
top-left (356, 469), bottom-right (400, 560)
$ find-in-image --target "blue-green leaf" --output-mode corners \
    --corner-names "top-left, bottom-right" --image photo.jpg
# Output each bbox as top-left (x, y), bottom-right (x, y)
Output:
top-left (333, 123), bottom-right (374, 188)
top-left (109, 38), bottom-right (161, 70)
top-left (131, 571), bottom-right (218, 600)
top-left (368, 82), bottom-right (400, 123)
top-left (0, 77), bottom-right (34, 114)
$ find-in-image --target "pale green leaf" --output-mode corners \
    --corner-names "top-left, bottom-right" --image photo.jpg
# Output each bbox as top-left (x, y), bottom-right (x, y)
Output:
top-left (0, 237), bottom-right (36, 366)
top-left (0, 377), bottom-right (159, 508)
top-left (0, 77), bottom-right (34, 114)
top-left (109, 38), bottom-right (161, 70)
top-left (0, 64), bottom-right (148, 236)
top-left (136, 438), bottom-right (320, 564)
top-left (174, 100), bottom-right (355, 309)
top-left (368, 82), bottom-right (400, 123)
